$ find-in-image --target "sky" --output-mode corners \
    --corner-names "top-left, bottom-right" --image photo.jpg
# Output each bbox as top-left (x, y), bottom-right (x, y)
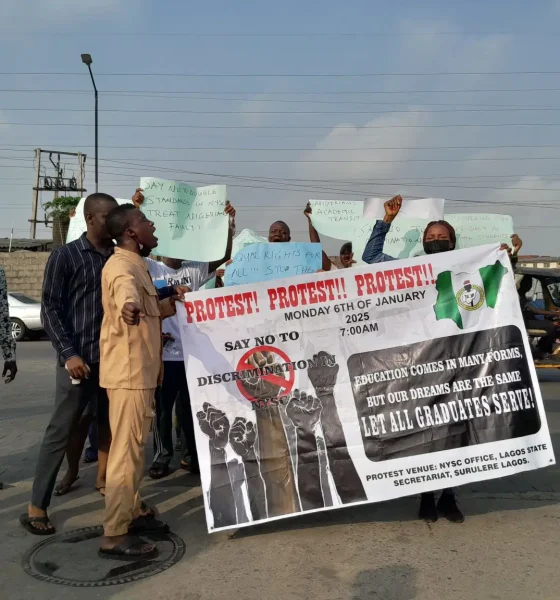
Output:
top-left (0, 0), bottom-right (559, 256)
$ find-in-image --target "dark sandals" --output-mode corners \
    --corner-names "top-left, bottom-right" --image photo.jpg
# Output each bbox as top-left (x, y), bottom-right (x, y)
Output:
top-left (98, 535), bottom-right (158, 561)
top-left (180, 459), bottom-right (200, 475)
top-left (128, 515), bottom-right (169, 535)
top-left (20, 513), bottom-right (56, 536)
top-left (148, 464), bottom-right (169, 480)
top-left (54, 476), bottom-right (80, 497)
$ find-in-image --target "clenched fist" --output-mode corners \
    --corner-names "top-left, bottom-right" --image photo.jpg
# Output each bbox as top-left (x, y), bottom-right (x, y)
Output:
top-left (228, 416), bottom-right (256, 458)
top-left (286, 390), bottom-right (322, 430)
top-left (308, 351), bottom-right (339, 394)
top-left (240, 350), bottom-right (288, 405)
top-left (197, 402), bottom-right (230, 450)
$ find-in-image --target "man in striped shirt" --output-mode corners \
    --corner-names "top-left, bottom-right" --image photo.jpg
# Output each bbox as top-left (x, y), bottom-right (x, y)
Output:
top-left (21, 193), bottom-right (118, 535)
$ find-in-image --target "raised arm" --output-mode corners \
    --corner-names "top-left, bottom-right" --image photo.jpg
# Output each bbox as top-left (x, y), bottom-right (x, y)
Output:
top-left (362, 195), bottom-right (402, 264)
top-left (208, 201), bottom-right (236, 273)
top-left (304, 202), bottom-right (333, 271)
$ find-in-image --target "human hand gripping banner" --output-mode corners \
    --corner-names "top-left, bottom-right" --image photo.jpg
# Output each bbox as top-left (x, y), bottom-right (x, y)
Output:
top-left (177, 244), bottom-right (555, 532)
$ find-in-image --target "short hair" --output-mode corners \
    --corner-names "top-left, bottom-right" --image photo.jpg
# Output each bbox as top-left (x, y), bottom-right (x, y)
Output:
top-left (423, 220), bottom-right (457, 247)
top-left (105, 204), bottom-right (138, 242)
top-left (269, 220), bottom-right (291, 235)
top-left (340, 242), bottom-right (352, 254)
top-left (83, 192), bottom-right (117, 216)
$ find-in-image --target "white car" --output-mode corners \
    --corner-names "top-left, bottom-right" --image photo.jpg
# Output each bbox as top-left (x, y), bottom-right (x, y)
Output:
top-left (8, 292), bottom-right (44, 341)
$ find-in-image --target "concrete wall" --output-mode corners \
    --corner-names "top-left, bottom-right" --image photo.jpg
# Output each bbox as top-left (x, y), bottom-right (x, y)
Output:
top-left (0, 252), bottom-right (49, 300)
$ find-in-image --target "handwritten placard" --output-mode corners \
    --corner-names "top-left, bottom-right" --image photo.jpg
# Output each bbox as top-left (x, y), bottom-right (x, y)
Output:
top-left (446, 214), bottom-right (514, 249)
top-left (224, 242), bottom-right (322, 286)
top-left (309, 199), bottom-right (514, 260)
top-left (363, 197), bottom-right (445, 221)
top-left (308, 199), bottom-right (365, 240)
top-left (140, 177), bottom-right (228, 261)
top-left (66, 197), bottom-right (129, 243)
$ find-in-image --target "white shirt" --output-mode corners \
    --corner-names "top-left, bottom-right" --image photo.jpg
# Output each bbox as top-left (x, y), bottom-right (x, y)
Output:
top-left (146, 258), bottom-right (213, 361)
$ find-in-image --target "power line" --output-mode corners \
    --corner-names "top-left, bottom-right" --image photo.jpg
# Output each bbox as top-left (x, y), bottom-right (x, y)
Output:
top-left (5, 122), bottom-right (560, 129)
top-left (4, 94), bottom-right (560, 108)
top-left (1, 31), bottom-right (554, 37)
top-left (7, 107), bottom-right (560, 115)
top-left (6, 143), bottom-right (560, 152)
top-left (4, 70), bottom-right (560, 77)
top-left (6, 87), bottom-right (560, 96)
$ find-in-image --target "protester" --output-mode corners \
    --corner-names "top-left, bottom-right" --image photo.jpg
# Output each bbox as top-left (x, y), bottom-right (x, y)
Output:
top-left (98, 204), bottom-right (185, 559)
top-left (518, 275), bottom-right (560, 359)
top-left (268, 221), bottom-right (291, 243)
top-left (20, 193), bottom-right (118, 535)
top-left (362, 195), bottom-right (522, 524)
top-left (0, 265), bottom-right (16, 493)
top-left (0, 265), bottom-right (17, 385)
top-left (304, 203), bottom-right (355, 270)
top-left (131, 189), bottom-right (235, 479)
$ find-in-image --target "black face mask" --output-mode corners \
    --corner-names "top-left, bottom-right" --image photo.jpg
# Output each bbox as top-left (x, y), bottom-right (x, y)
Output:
top-left (423, 239), bottom-right (452, 254)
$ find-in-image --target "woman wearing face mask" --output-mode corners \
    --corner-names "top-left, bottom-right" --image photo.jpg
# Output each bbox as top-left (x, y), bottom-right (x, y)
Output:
top-left (362, 195), bottom-right (457, 263)
top-left (362, 195), bottom-right (462, 522)
top-left (362, 196), bottom-right (521, 523)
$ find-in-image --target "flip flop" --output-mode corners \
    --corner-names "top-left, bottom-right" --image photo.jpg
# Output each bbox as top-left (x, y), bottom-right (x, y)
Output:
top-left (54, 476), bottom-right (79, 497)
top-left (20, 513), bottom-right (56, 536)
top-left (148, 464), bottom-right (169, 480)
top-left (128, 515), bottom-right (169, 535)
top-left (96, 486), bottom-right (106, 497)
top-left (180, 459), bottom-right (200, 475)
top-left (140, 502), bottom-right (156, 518)
top-left (98, 535), bottom-right (158, 561)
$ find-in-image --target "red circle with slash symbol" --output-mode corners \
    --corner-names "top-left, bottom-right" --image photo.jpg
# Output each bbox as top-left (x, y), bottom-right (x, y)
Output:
top-left (236, 345), bottom-right (295, 403)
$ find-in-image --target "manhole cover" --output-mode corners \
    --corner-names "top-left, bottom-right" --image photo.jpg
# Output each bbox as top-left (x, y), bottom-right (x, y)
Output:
top-left (22, 526), bottom-right (185, 587)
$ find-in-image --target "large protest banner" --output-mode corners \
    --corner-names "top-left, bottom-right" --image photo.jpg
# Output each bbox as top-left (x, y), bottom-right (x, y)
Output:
top-left (178, 244), bottom-right (554, 532)
top-left (140, 177), bottom-right (228, 261)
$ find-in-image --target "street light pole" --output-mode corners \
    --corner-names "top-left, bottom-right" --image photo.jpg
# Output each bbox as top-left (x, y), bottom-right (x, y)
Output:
top-left (81, 54), bottom-right (98, 193)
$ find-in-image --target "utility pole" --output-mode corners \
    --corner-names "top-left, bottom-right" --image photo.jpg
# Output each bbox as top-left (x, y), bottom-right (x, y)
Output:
top-left (77, 152), bottom-right (84, 193)
top-left (29, 149), bottom-right (87, 240)
top-left (29, 148), bottom-right (41, 239)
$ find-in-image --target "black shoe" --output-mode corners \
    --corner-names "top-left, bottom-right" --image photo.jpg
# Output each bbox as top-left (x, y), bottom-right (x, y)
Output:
top-left (437, 493), bottom-right (465, 523)
top-left (418, 493), bottom-right (438, 523)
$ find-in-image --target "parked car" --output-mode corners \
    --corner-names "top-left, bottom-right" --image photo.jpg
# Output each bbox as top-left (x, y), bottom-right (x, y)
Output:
top-left (7, 292), bottom-right (44, 341)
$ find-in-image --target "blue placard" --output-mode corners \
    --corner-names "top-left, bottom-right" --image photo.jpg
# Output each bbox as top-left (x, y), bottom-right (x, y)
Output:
top-left (224, 242), bottom-right (323, 286)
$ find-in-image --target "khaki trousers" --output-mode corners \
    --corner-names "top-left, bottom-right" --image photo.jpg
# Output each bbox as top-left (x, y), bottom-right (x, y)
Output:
top-left (104, 388), bottom-right (156, 537)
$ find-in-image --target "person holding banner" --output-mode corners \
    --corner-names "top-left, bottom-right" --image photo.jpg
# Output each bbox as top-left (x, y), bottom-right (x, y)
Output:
top-left (98, 204), bottom-right (184, 560)
top-left (304, 203), bottom-right (355, 270)
top-left (131, 188), bottom-right (235, 480)
top-left (362, 195), bottom-right (522, 524)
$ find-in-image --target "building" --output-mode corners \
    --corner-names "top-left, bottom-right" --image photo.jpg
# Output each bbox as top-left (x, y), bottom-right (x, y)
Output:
top-left (0, 238), bottom-right (53, 253)
top-left (517, 255), bottom-right (560, 269)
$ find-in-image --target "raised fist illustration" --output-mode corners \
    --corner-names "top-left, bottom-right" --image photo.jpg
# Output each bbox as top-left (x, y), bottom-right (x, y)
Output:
top-left (229, 416), bottom-right (257, 458)
top-left (240, 349), bottom-right (288, 405)
top-left (197, 402), bottom-right (230, 450)
top-left (286, 390), bottom-right (323, 431)
top-left (308, 351), bottom-right (339, 394)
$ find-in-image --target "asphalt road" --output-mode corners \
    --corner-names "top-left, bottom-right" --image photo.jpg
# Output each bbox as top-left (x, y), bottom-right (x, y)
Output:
top-left (1, 341), bottom-right (560, 600)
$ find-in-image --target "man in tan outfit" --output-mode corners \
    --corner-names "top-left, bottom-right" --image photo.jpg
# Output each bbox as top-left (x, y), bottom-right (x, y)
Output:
top-left (99, 204), bottom-right (180, 560)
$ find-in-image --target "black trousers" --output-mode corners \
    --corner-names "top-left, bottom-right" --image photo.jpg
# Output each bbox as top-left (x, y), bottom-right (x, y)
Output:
top-left (31, 362), bottom-right (107, 510)
top-left (152, 361), bottom-right (198, 468)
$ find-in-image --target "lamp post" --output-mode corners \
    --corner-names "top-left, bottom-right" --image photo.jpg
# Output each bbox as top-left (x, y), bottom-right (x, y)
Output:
top-left (81, 53), bottom-right (98, 193)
